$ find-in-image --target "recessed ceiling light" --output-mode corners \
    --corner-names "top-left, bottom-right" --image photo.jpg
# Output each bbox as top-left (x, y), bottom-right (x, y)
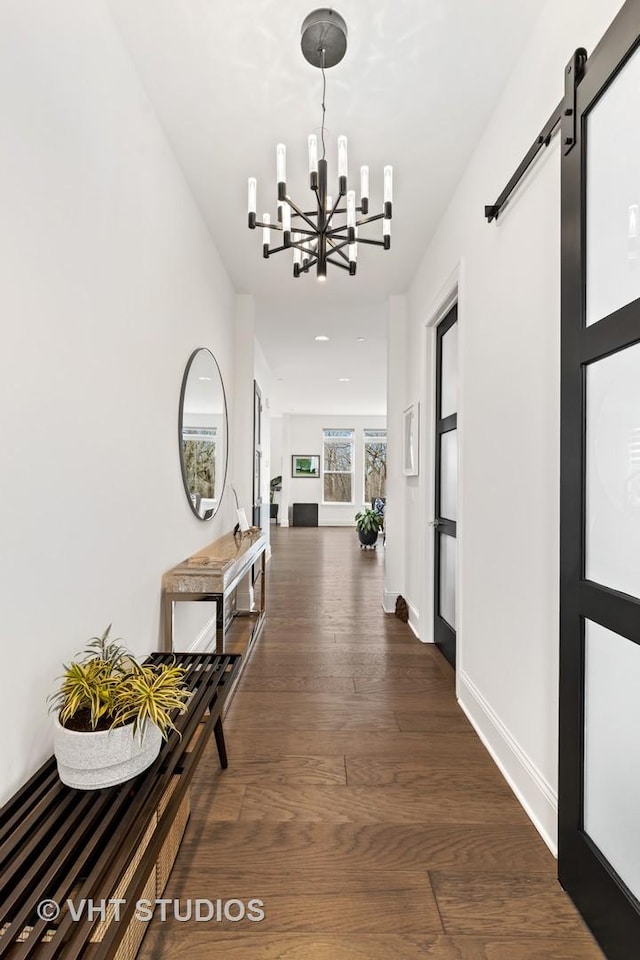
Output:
top-left (315, 335), bottom-right (330, 341)
top-left (198, 376), bottom-right (212, 381)
top-left (338, 377), bottom-right (350, 382)
top-left (356, 337), bottom-right (365, 341)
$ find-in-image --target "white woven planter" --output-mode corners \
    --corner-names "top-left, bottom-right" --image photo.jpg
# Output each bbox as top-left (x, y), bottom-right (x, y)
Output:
top-left (53, 716), bottom-right (162, 790)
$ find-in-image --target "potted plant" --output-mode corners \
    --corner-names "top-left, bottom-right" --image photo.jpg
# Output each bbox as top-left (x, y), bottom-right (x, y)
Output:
top-left (49, 626), bottom-right (191, 790)
top-left (270, 475), bottom-right (282, 522)
top-left (355, 507), bottom-right (382, 548)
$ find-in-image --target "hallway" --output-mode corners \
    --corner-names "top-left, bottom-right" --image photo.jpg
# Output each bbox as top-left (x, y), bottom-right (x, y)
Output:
top-left (139, 527), bottom-right (602, 959)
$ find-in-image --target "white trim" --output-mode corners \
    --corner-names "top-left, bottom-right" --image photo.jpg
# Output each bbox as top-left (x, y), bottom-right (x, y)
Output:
top-left (458, 670), bottom-right (558, 856)
top-left (419, 259), bottom-right (465, 657)
top-left (362, 429), bottom-right (387, 504)
top-left (321, 427), bottom-right (355, 506)
top-left (424, 264), bottom-right (462, 328)
top-left (318, 519), bottom-right (357, 527)
top-left (383, 589), bottom-right (398, 613)
top-left (402, 403), bottom-right (419, 476)
top-left (406, 598), bottom-right (421, 639)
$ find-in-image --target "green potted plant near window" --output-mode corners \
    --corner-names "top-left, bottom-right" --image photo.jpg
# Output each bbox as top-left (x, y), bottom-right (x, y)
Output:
top-left (355, 507), bottom-right (382, 549)
top-left (49, 626), bottom-right (191, 790)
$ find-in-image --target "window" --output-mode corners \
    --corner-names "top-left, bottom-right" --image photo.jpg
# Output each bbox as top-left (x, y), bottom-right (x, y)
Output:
top-left (182, 427), bottom-right (217, 499)
top-left (364, 429), bottom-right (387, 502)
top-left (322, 429), bottom-right (354, 502)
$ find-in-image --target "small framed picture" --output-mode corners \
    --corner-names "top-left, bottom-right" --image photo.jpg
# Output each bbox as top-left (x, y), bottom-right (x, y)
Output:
top-left (292, 455), bottom-right (320, 478)
top-left (403, 403), bottom-right (419, 476)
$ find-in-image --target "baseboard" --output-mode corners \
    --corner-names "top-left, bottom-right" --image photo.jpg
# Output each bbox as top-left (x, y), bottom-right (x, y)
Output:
top-left (407, 600), bottom-right (420, 639)
top-left (383, 590), bottom-right (398, 614)
top-left (318, 519), bottom-right (358, 527)
top-left (458, 671), bottom-right (558, 855)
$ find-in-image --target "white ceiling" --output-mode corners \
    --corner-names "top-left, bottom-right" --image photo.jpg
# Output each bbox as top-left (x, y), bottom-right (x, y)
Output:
top-left (106, 0), bottom-right (543, 415)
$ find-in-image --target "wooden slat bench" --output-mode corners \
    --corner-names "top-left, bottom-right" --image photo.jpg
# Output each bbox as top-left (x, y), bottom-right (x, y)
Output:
top-left (0, 652), bottom-right (241, 960)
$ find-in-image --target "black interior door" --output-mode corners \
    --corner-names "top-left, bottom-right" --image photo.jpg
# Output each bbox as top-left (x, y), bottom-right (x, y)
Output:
top-left (559, 4), bottom-right (640, 957)
top-left (433, 305), bottom-right (458, 668)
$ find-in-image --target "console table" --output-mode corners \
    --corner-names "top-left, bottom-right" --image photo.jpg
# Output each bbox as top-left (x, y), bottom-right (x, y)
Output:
top-left (161, 530), bottom-right (267, 654)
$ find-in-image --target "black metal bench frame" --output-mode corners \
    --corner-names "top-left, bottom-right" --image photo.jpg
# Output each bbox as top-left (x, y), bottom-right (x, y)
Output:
top-left (0, 651), bottom-right (241, 959)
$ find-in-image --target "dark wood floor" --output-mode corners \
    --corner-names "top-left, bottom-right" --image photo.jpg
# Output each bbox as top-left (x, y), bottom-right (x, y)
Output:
top-left (139, 526), bottom-right (603, 959)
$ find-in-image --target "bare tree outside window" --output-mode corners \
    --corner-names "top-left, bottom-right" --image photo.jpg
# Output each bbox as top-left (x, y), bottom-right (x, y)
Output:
top-left (323, 429), bottom-right (354, 502)
top-left (364, 430), bottom-right (387, 501)
top-left (182, 428), bottom-right (217, 497)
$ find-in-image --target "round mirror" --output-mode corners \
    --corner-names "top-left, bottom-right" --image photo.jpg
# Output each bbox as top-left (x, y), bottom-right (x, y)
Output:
top-left (178, 348), bottom-right (228, 520)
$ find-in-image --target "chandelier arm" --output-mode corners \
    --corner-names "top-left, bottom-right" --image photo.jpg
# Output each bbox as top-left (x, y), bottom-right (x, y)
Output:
top-left (327, 237), bottom-right (350, 256)
top-left (311, 184), bottom-right (323, 218)
top-left (265, 244), bottom-right (290, 255)
top-left (355, 212), bottom-right (385, 226)
top-left (325, 257), bottom-right (351, 272)
top-left (326, 240), bottom-right (350, 263)
top-left (354, 237), bottom-right (387, 247)
top-left (324, 194), bottom-right (343, 229)
top-left (254, 220), bottom-right (284, 231)
top-left (285, 196), bottom-right (317, 231)
top-left (291, 210), bottom-right (320, 218)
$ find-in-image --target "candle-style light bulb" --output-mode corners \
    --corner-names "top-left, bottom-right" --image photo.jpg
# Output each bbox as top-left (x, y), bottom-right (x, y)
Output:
top-left (383, 217), bottom-right (391, 250)
top-left (347, 190), bottom-right (356, 242)
top-left (338, 137), bottom-right (348, 177)
top-left (338, 136), bottom-right (348, 194)
top-left (282, 204), bottom-right (291, 245)
top-left (347, 190), bottom-right (356, 224)
top-left (349, 226), bottom-right (358, 276)
top-left (248, 177), bottom-right (257, 228)
top-left (360, 166), bottom-right (369, 214)
top-left (383, 165), bottom-right (393, 218)
top-left (308, 135), bottom-right (318, 173)
top-left (276, 144), bottom-right (286, 184)
top-left (248, 178), bottom-right (257, 214)
top-left (262, 213), bottom-right (270, 258)
top-left (277, 144), bottom-right (286, 201)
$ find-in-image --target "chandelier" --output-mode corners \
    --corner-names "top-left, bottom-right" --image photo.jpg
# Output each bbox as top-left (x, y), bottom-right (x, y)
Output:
top-left (247, 8), bottom-right (393, 281)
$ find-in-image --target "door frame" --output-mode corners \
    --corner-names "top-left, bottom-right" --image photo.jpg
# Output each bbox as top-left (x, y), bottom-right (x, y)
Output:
top-left (433, 305), bottom-right (458, 667)
top-left (559, 2), bottom-right (640, 956)
top-left (420, 263), bottom-right (464, 671)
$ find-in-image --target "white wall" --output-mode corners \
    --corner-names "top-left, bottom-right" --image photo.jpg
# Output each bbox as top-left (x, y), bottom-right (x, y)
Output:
top-left (270, 416), bottom-right (284, 484)
top-left (383, 297), bottom-right (408, 614)
top-left (254, 338), bottom-right (275, 536)
top-left (395, 0), bottom-right (626, 851)
top-left (0, 0), bottom-right (240, 803)
top-left (280, 415), bottom-right (386, 526)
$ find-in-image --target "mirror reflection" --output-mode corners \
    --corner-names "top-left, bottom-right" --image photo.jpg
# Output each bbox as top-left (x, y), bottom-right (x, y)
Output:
top-left (179, 348), bottom-right (228, 520)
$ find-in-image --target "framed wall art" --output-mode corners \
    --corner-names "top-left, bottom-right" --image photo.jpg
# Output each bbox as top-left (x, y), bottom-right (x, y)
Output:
top-left (291, 455), bottom-right (320, 478)
top-left (403, 403), bottom-right (419, 476)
